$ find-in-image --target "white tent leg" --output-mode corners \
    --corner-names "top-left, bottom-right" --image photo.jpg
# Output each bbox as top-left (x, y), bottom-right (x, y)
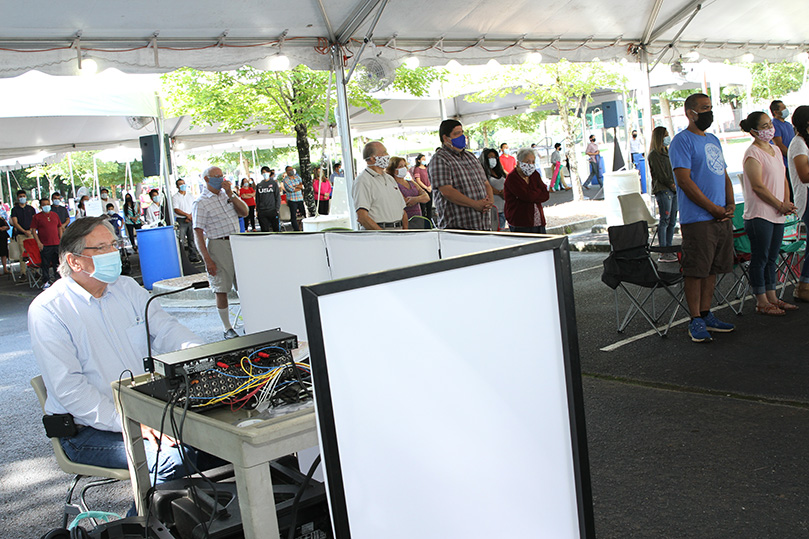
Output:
top-left (640, 49), bottom-right (655, 205)
top-left (332, 45), bottom-right (358, 230)
top-left (155, 94), bottom-right (184, 276)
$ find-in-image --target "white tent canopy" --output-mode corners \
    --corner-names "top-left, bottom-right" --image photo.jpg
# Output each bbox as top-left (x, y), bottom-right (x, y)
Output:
top-left (0, 0), bottom-right (805, 79)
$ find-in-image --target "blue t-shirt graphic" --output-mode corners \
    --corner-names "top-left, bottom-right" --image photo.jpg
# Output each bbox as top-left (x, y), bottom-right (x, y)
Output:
top-left (669, 130), bottom-right (727, 224)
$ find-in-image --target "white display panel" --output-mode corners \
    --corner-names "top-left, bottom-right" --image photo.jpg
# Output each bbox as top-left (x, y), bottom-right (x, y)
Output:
top-left (438, 230), bottom-right (542, 259)
top-left (305, 245), bottom-right (588, 539)
top-left (325, 231), bottom-right (440, 280)
top-left (231, 234), bottom-right (330, 339)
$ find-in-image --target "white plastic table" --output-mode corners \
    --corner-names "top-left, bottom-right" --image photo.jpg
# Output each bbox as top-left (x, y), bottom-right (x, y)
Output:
top-left (112, 355), bottom-right (318, 538)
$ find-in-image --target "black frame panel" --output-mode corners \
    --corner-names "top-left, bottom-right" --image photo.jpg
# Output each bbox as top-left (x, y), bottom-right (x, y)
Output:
top-left (301, 234), bottom-right (593, 539)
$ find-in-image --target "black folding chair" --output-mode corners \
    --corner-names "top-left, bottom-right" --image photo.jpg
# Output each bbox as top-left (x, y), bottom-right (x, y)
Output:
top-left (602, 221), bottom-right (687, 337)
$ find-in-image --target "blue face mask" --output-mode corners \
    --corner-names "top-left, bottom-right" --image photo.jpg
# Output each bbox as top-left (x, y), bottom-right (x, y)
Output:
top-left (451, 134), bottom-right (466, 149)
top-left (179, 184), bottom-right (187, 192)
top-left (208, 176), bottom-right (224, 191)
top-left (83, 250), bottom-right (122, 284)
top-left (663, 136), bottom-right (671, 146)
top-left (53, 199), bottom-right (62, 206)
top-left (42, 205), bottom-right (51, 213)
top-left (18, 197), bottom-right (26, 205)
top-left (782, 107), bottom-right (790, 120)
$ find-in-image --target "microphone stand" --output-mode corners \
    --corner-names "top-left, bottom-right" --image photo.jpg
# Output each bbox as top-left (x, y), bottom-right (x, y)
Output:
top-left (143, 281), bottom-right (210, 372)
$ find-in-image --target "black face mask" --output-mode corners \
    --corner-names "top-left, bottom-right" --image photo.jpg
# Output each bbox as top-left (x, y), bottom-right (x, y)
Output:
top-left (632, 133), bottom-right (637, 138)
top-left (691, 109), bottom-right (713, 131)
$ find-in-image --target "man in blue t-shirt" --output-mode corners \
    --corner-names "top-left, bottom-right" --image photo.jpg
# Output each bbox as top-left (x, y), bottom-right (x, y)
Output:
top-left (771, 100), bottom-right (795, 196)
top-left (668, 92), bottom-right (736, 343)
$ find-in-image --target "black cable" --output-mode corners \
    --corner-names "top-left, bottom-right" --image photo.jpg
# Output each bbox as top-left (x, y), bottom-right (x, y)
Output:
top-left (143, 388), bottom-right (180, 539)
top-left (285, 350), bottom-right (311, 401)
top-left (286, 454), bottom-right (322, 539)
top-left (174, 371), bottom-right (222, 539)
top-left (143, 281), bottom-right (209, 372)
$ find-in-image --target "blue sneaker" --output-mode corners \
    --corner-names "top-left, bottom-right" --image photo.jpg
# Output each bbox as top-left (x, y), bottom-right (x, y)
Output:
top-left (688, 317), bottom-right (712, 343)
top-left (703, 312), bottom-right (735, 333)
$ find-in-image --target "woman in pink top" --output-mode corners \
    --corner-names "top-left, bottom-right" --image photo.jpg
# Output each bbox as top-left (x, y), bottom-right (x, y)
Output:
top-left (410, 154), bottom-right (432, 223)
top-left (740, 111), bottom-right (798, 315)
top-left (312, 166), bottom-right (332, 215)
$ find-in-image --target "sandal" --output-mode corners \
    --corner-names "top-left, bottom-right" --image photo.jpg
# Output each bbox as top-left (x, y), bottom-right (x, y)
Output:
top-left (773, 299), bottom-right (799, 311)
top-left (756, 303), bottom-right (785, 316)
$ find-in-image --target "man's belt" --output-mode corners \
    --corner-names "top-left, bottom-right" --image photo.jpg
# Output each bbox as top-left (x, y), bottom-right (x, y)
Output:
top-left (377, 221), bottom-right (403, 229)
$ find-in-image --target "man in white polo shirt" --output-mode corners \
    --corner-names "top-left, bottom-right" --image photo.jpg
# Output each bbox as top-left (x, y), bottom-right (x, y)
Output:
top-left (173, 178), bottom-right (199, 262)
top-left (192, 166), bottom-right (249, 339)
top-left (352, 141), bottom-right (408, 230)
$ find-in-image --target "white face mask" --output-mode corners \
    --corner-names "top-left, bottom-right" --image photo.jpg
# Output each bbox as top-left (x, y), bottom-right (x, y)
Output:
top-left (488, 157), bottom-right (498, 169)
top-left (263, 172), bottom-right (270, 180)
top-left (396, 167), bottom-right (408, 178)
top-left (519, 162), bottom-right (535, 176)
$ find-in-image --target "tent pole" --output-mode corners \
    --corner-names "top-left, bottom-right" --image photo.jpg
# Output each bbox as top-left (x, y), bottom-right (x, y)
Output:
top-left (68, 153), bottom-right (76, 202)
top-left (332, 45), bottom-right (358, 230)
top-left (640, 49), bottom-right (655, 204)
top-left (92, 155), bottom-right (99, 197)
top-left (5, 171), bottom-right (10, 207)
top-left (155, 94), bottom-right (184, 276)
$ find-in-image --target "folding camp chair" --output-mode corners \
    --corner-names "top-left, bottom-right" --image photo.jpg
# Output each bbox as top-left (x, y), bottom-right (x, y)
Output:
top-left (776, 215), bottom-right (805, 299)
top-left (713, 203), bottom-right (752, 315)
top-left (22, 238), bottom-right (46, 289)
top-left (618, 193), bottom-right (659, 245)
top-left (602, 221), bottom-right (687, 337)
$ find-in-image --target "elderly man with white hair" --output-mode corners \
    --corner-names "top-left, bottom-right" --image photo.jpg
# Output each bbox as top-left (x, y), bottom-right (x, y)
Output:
top-left (192, 165), bottom-right (249, 339)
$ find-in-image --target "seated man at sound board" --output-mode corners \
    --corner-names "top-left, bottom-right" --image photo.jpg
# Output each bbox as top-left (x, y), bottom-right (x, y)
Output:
top-left (29, 216), bottom-right (215, 483)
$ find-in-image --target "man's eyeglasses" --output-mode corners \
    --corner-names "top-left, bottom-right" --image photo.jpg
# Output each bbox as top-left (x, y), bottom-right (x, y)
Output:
top-left (83, 240), bottom-right (120, 252)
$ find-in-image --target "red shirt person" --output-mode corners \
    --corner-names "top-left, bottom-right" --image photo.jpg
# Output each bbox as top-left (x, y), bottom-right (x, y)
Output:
top-left (30, 197), bottom-right (63, 285)
top-left (499, 143), bottom-right (517, 174)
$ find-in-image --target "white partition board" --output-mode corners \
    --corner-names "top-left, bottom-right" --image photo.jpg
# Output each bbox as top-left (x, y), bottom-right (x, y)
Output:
top-left (303, 242), bottom-right (590, 539)
top-left (324, 231), bottom-right (440, 280)
top-left (231, 234), bottom-right (330, 339)
top-left (438, 230), bottom-right (544, 259)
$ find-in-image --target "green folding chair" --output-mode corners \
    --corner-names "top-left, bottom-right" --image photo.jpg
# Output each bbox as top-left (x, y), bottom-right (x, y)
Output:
top-left (714, 202), bottom-right (752, 315)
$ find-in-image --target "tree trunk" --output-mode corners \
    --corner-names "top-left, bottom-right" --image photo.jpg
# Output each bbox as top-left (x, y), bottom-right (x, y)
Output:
top-left (294, 122), bottom-right (316, 216)
top-left (659, 97), bottom-right (675, 139)
top-left (482, 125), bottom-right (489, 149)
top-left (558, 102), bottom-right (583, 202)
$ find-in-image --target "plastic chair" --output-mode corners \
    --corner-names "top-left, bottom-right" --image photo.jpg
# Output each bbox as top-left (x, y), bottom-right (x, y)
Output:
top-left (30, 376), bottom-right (130, 527)
top-left (776, 215), bottom-right (805, 299)
top-left (714, 202), bottom-right (752, 315)
top-left (408, 215), bottom-right (434, 230)
top-left (22, 238), bottom-right (46, 289)
top-left (618, 193), bottom-right (659, 245)
top-left (601, 221), bottom-right (687, 337)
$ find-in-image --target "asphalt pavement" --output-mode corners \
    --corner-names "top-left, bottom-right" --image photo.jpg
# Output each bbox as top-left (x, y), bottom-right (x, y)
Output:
top-left (2, 247), bottom-right (808, 538)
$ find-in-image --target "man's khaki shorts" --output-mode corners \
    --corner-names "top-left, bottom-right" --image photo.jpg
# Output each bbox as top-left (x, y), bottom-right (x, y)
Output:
top-left (680, 219), bottom-right (734, 278)
top-left (206, 238), bottom-right (238, 293)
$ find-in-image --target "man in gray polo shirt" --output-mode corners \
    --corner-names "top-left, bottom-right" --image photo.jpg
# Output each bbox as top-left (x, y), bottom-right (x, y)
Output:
top-left (352, 141), bottom-right (408, 230)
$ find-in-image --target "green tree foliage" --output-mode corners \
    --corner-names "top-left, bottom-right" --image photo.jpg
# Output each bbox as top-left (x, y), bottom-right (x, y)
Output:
top-left (162, 64), bottom-right (441, 215)
top-left (465, 60), bottom-right (626, 200)
top-left (24, 152), bottom-right (145, 199)
top-left (748, 61), bottom-right (805, 102)
top-left (465, 111), bottom-right (551, 149)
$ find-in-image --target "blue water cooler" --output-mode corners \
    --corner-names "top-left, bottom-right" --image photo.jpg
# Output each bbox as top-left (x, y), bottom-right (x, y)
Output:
top-left (137, 226), bottom-right (181, 290)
